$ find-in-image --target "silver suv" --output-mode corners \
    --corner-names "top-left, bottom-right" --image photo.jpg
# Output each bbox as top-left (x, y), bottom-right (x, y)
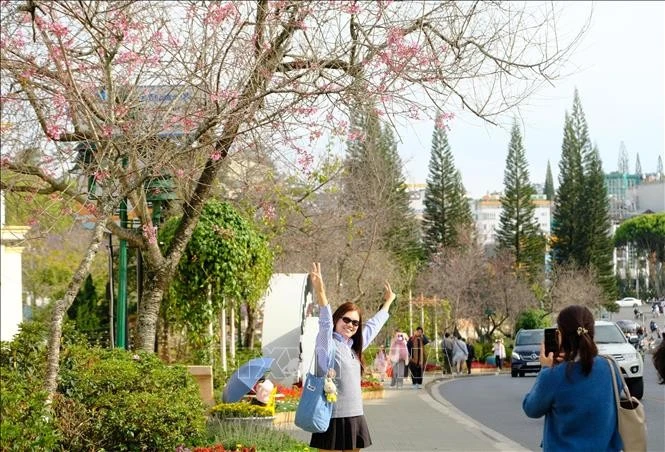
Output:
top-left (595, 320), bottom-right (644, 399)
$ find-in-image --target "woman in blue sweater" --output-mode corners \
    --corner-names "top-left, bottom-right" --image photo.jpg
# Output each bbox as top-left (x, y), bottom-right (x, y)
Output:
top-left (522, 305), bottom-right (623, 451)
top-left (309, 262), bottom-right (395, 451)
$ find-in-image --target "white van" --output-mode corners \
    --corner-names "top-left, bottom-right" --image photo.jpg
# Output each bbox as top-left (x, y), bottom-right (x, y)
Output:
top-left (595, 320), bottom-right (644, 399)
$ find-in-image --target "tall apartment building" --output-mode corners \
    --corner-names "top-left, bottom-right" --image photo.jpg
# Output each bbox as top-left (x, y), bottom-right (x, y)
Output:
top-left (473, 193), bottom-right (552, 247)
top-left (405, 185), bottom-right (552, 248)
top-left (604, 172), bottom-right (642, 221)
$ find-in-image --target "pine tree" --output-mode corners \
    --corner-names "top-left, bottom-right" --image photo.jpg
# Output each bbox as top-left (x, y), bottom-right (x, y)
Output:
top-left (580, 145), bottom-right (617, 299)
top-left (343, 106), bottom-right (421, 264)
top-left (496, 121), bottom-right (545, 280)
top-left (422, 115), bottom-right (472, 253)
top-left (551, 90), bottom-right (617, 300)
top-left (544, 161), bottom-right (555, 201)
top-left (551, 111), bottom-right (585, 266)
top-left (68, 274), bottom-right (109, 342)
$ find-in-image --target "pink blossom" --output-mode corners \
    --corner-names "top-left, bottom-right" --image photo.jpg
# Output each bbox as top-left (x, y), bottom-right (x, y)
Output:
top-left (46, 124), bottom-right (63, 140)
top-left (142, 224), bottom-right (158, 245)
top-left (175, 169), bottom-right (185, 178)
top-left (205, 3), bottom-right (237, 26)
top-left (435, 112), bottom-right (455, 129)
top-left (260, 201), bottom-right (277, 221)
top-left (345, 2), bottom-right (361, 15)
top-left (210, 150), bottom-right (222, 161)
top-left (347, 129), bottom-right (363, 141)
top-left (94, 170), bottom-right (109, 182)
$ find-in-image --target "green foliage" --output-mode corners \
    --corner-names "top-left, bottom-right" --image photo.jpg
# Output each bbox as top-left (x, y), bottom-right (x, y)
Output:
top-left (0, 367), bottom-right (60, 451)
top-left (544, 161), bottom-right (555, 201)
top-left (56, 345), bottom-right (207, 451)
top-left (203, 419), bottom-right (309, 452)
top-left (496, 121), bottom-right (546, 281)
top-left (67, 274), bottom-right (110, 345)
top-left (551, 90), bottom-right (616, 300)
top-left (515, 309), bottom-right (551, 332)
top-left (422, 115), bottom-right (473, 252)
top-left (0, 316), bottom-right (88, 451)
top-left (160, 200), bottom-right (273, 361)
top-left (580, 145), bottom-right (616, 300)
top-left (614, 213), bottom-right (665, 261)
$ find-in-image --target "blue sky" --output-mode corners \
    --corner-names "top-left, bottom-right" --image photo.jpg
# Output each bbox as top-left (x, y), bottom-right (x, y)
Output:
top-left (395, 1), bottom-right (665, 198)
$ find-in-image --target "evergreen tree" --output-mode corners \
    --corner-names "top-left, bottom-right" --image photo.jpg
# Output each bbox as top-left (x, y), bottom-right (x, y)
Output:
top-left (496, 121), bottom-right (545, 280)
top-left (551, 110), bottom-right (585, 266)
top-left (580, 145), bottom-right (617, 299)
top-left (635, 153), bottom-right (642, 177)
top-left (68, 274), bottom-right (109, 343)
top-left (544, 161), bottom-right (555, 201)
top-left (422, 114), bottom-right (472, 253)
top-left (343, 106), bottom-right (421, 265)
top-left (551, 90), bottom-right (617, 300)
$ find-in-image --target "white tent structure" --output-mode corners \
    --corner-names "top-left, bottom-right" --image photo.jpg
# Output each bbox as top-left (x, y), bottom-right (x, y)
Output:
top-left (260, 273), bottom-right (319, 385)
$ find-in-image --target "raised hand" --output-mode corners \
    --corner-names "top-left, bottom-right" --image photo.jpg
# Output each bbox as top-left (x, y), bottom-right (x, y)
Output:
top-left (383, 281), bottom-right (396, 303)
top-left (309, 262), bottom-right (328, 306)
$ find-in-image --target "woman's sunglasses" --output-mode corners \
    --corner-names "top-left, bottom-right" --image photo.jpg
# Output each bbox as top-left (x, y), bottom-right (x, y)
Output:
top-left (341, 316), bottom-right (360, 327)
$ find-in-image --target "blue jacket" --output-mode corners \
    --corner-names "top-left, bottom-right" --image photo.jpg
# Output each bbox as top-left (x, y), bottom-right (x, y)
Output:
top-left (522, 356), bottom-right (623, 451)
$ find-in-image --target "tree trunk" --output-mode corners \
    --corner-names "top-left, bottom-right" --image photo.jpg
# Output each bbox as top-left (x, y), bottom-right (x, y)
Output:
top-left (135, 274), bottom-right (168, 352)
top-left (45, 222), bottom-right (106, 396)
top-left (244, 303), bottom-right (255, 348)
top-left (230, 303), bottom-right (236, 361)
top-left (220, 305), bottom-right (228, 372)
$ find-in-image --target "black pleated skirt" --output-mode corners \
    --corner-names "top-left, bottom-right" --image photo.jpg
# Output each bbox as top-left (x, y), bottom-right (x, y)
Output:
top-left (309, 415), bottom-right (372, 450)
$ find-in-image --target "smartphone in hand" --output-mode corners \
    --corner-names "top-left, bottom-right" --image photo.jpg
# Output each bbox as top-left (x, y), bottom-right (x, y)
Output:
top-left (544, 327), bottom-right (558, 357)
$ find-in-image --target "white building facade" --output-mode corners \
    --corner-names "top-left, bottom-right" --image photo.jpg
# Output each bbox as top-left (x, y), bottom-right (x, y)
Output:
top-left (0, 193), bottom-right (30, 341)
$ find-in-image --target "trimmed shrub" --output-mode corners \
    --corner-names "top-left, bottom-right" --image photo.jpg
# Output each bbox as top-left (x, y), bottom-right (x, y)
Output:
top-left (57, 346), bottom-right (207, 451)
top-left (0, 367), bottom-right (60, 451)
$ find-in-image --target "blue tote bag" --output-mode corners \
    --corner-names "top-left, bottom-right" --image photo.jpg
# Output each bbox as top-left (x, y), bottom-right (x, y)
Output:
top-left (295, 345), bottom-right (336, 433)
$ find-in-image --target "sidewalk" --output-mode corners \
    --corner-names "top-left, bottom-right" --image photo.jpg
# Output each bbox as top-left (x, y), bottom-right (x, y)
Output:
top-left (284, 373), bottom-right (529, 451)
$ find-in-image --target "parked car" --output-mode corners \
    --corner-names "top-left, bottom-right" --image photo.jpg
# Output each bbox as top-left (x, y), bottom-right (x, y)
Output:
top-left (615, 297), bottom-right (642, 307)
top-left (511, 328), bottom-right (544, 377)
top-left (595, 320), bottom-right (644, 399)
top-left (510, 322), bottom-right (644, 399)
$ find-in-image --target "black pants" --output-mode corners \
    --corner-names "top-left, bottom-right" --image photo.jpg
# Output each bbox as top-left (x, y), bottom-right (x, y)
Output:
top-left (466, 359), bottom-right (473, 374)
top-left (409, 363), bottom-right (423, 384)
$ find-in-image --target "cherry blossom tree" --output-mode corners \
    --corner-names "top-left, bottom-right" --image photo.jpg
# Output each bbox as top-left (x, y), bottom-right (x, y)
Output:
top-left (0, 0), bottom-right (586, 393)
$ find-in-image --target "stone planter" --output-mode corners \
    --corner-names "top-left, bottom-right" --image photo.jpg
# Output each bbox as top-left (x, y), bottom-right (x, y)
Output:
top-left (273, 411), bottom-right (296, 426)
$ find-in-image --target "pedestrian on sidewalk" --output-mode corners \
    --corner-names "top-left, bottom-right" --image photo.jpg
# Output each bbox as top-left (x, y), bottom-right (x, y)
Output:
top-left (522, 305), bottom-right (623, 451)
top-left (307, 262), bottom-right (396, 451)
top-left (407, 326), bottom-right (428, 388)
top-left (442, 332), bottom-right (454, 374)
top-left (389, 330), bottom-right (409, 389)
top-left (464, 338), bottom-right (475, 375)
top-left (493, 338), bottom-right (506, 374)
top-left (373, 345), bottom-right (388, 382)
top-left (452, 335), bottom-right (468, 375)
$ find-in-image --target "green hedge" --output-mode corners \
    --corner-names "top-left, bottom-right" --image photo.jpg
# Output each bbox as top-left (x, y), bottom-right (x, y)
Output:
top-left (57, 345), bottom-right (207, 451)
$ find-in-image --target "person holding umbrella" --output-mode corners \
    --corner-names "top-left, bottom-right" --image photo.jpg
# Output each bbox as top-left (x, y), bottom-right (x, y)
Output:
top-left (308, 262), bottom-right (396, 452)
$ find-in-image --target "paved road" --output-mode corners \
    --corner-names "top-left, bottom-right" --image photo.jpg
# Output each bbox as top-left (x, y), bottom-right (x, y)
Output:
top-left (437, 356), bottom-right (665, 451)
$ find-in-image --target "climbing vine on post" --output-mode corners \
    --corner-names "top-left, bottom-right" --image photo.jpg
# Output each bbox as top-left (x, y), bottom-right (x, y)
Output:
top-left (159, 200), bottom-right (273, 365)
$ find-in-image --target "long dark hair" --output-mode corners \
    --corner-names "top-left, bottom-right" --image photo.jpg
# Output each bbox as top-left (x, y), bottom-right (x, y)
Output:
top-left (556, 305), bottom-right (598, 377)
top-left (332, 302), bottom-right (365, 374)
